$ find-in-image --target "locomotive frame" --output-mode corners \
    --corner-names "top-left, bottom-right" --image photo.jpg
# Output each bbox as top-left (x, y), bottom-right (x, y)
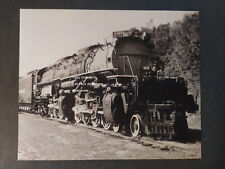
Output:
top-left (19, 29), bottom-right (198, 140)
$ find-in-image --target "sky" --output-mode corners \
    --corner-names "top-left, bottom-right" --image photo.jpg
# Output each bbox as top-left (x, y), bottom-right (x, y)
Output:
top-left (19, 9), bottom-right (196, 76)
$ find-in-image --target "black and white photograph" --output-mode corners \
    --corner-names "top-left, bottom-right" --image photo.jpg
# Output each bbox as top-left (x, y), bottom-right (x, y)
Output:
top-left (18, 9), bottom-right (201, 160)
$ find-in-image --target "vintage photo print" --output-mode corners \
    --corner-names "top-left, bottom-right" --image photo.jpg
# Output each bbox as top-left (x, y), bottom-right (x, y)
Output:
top-left (18, 9), bottom-right (201, 160)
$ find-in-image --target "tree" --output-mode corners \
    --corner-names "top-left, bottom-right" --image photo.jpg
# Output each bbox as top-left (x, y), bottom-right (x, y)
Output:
top-left (141, 13), bottom-right (200, 97)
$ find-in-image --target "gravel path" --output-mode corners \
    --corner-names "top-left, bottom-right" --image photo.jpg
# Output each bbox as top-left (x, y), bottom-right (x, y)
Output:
top-left (18, 113), bottom-right (201, 160)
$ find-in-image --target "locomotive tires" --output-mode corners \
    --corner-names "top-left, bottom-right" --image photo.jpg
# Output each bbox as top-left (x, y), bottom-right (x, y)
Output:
top-left (101, 115), bottom-right (112, 130)
top-left (59, 114), bottom-right (64, 120)
top-left (91, 114), bottom-right (101, 128)
top-left (103, 121), bottom-right (111, 130)
top-left (53, 109), bottom-right (58, 118)
top-left (82, 113), bottom-right (91, 125)
top-left (74, 112), bottom-right (82, 123)
top-left (130, 114), bottom-right (142, 137)
top-left (112, 124), bottom-right (121, 133)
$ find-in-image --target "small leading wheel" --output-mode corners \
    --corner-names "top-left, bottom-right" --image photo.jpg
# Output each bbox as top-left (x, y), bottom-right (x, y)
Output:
top-left (82, 113), bottom-right (91, 125)
top-left (101, 115), bottom-right (111, 130)
top-left (74, 112), bottom-right (82, 123)
top-left (130, 114), bottom-right (142, 137)
top-left (91, 113), bottom-right (101, 128)
top-left (112, 124), bottom-right (121, 133)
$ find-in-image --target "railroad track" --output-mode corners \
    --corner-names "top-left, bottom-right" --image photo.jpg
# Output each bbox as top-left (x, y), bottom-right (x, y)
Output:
top-left (19, 111), bottom-right (201, 157)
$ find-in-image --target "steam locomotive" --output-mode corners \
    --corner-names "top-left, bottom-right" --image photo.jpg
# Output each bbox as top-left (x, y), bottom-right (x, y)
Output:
top-left (19, 30), bottom-right (198, 139)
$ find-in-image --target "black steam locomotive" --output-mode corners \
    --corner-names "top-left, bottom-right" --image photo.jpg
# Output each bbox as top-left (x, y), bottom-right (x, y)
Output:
top-left (19, 30), bottom-right (198, 139)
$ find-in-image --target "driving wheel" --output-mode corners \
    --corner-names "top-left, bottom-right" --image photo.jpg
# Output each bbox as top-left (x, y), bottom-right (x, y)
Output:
top-left (82, 113), bottom-right (91, 125)
top-left (91, 113), bottom-right (101, 128)
top-left (74, 112), bottom-right (82, 123)
top-left (130, 114), bottom-right (142, 137)
top-left (112, 124), bottom-right (121, 133)
top-left (101, 115), bottom-right (111, 130)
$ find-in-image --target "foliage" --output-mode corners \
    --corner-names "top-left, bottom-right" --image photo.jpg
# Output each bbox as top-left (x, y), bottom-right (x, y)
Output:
top-left (141, 12), bottom-right (200, 97)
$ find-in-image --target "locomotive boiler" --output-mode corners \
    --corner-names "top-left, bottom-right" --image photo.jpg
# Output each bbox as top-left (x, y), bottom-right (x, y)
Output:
top-left (19, 30), bottom-right (198, 139)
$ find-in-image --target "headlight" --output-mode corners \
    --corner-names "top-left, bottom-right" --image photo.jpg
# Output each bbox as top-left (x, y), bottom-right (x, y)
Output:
top-left (143, 65), bottom-right (150, 70)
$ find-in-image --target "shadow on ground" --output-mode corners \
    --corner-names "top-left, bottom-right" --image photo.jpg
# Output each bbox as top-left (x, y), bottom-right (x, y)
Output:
top-left (176, 128), bottom-right (201, 143)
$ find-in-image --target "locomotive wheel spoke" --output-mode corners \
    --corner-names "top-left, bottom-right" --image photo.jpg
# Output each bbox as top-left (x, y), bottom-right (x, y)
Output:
top-left (103, 121), bottom-right (111, 130)
top-left (101, 116), bottom-right (112, 130)
top-left (43, 108), bottom-right (47, 116)
top-left (112, 124), bottom-right (121, 133)
top-left (91, 114), bottom-right (101, 128)
top-left (59, 114), bottom-right (64, 120)
top-left (53, 109), bottom-right (57, 118)
top-left (82, 113), bottom-right (91, 125)
top-left (74, 112), bottom-right (82, 123)
top-left (130, 114), bottom-right (141, 137)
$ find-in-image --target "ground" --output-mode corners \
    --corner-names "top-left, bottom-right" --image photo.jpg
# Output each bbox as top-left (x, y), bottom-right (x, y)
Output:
top-left (18, 113), bottom-right (201, 160)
